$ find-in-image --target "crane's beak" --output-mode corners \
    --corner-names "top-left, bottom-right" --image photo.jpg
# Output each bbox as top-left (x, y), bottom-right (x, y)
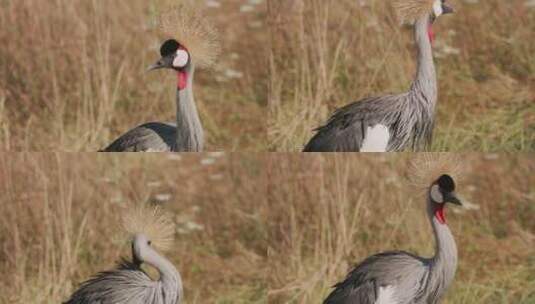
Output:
top-left (444, 192), bottom-right (462, 206)
top-left (147, 59), bottom-right (165, 72)
top-left (442, 4), bottom-right (454, 15)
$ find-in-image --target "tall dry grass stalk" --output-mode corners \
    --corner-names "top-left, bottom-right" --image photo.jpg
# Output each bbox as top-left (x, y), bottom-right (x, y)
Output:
top-left (268, 0), bottom-right (535, 151)
top-left (0, 154), bottom-right (92, 303)
top-left (267, 154), bottom-right (535, 303)
top-left (0, 0), bottom-right (267, 151)
top-left (0, 153), bottom-right (268, 303)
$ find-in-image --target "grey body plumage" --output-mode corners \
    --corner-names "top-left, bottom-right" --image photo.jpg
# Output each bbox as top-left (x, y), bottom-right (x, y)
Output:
top-left (323, 173), bottom-right (462, 304)
top-left (101, 122), bottom-right (177, 152)
top-left (64, 259), bottom-right (176, 304)
top-left (65, 209), bottom-right (182, 304)
top-left (304, 3), bottom-right (453, 152)
top-left (303, 92), bottom-right (435, 152)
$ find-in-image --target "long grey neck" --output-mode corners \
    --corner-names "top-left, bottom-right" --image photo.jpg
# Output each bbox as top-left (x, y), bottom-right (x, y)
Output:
top-left (410, 15), bottom-right (437, 106)
top-left (144, 246), bottom-right (183, 304)
top-left (175, 65), bottom-right (204, 152)
top-left (425, 199), bottom-right (458, 303)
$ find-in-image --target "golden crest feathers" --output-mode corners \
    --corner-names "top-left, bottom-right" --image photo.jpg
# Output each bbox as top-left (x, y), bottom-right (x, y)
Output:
top-left (408, 153), bottom-right (465, 190)
top-left (155, 3), bottom-right (221, 69)
top-left (123, 205), bottom-right (175, 252)
top-left (392, 0), bottom-right (435, 23)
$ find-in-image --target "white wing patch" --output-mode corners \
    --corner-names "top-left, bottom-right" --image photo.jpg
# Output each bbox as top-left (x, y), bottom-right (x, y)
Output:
top-left (433, 0), bottom-right (443, 17)
top-left (375, 285), bottom-right (397, 304)
top-left (360, 124), bottom-right (390, 152)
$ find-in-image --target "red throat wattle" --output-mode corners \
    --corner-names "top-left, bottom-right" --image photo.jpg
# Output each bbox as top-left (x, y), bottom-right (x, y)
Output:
top-left (428, 24), bottom-right (435, 44)
top-left (177, 71), bottom-right (188, 90)
top-left (435, 205), bottom-right (446, 224)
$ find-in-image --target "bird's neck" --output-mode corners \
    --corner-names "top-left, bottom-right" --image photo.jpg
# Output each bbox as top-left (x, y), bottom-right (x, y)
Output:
top-left (427, 201), bottom-right (458, 300)
top-left (144, 246), bottom-right (183, 304)
top-left (175, 66), bottom-right (204, 152)
top-left (410, 15), bottom-right (437, 105)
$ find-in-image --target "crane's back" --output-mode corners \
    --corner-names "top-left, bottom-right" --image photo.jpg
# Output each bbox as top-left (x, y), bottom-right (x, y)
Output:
top-left (324, 251), bottom-right (433, 304)
top-left (303, 93), bottom-right (434, 152)
top-left (101, 122), bottom-right (176, 152)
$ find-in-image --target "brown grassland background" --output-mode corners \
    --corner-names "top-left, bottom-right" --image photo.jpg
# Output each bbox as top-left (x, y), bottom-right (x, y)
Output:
top-left (268, 0), bottom-right (535, 151)
top-left (0, 153), bottom-right (267, 303)
top-left (0, 0), bottom-right (267, 151)
top-left (0, 154), bottom-right (534, 303)
top-left (267, 154), bottom-right (535, 303)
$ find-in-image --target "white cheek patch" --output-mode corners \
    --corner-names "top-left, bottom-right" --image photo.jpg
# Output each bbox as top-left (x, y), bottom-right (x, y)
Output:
top-left (433, 0), bottom-right (443, 17)
top-left (430, 185), bottom-right (444, 203)
top-left (173, 50), bottom-right (189, 68)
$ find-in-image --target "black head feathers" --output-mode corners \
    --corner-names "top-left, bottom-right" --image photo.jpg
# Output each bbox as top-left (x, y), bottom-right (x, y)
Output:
top-left (160, 39), bottom-right (181, 57)
top-left (437, 174), bottom-right (455, 193)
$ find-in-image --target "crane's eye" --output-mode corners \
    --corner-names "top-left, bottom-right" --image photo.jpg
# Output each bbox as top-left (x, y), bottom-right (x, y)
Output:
top-left (148, 241), bottom-right (152, 246)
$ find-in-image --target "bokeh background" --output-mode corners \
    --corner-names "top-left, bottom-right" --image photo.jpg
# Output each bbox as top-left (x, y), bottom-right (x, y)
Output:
top-left (0, 153), bottom-right (267, 303)
top-left (1, 153), bottom-right (534, 303)
top-left (268, 0), bottom-right (535, 151)
top-left (0, 0), bottom-right (267, 151)
top-left (267, 154), bottom-right (535, 303)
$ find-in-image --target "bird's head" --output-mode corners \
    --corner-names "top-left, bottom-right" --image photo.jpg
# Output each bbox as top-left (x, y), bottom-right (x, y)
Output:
top-left (430, 0), bottom-right (454, 21)
top-left (148, 39), bottom-right (192, 91)
top-left (408, 154), bottom-right (466, 225)
top-left (150, 4), bottom-right (221, 91)
top-left (428, 174), bottom-right (462, 224)
top-left (132, 233), bottom-right (152, 265)
top-left (123, 205), bottom-right (175, 265)
top-left (394, 0), bottom-right (454, 44)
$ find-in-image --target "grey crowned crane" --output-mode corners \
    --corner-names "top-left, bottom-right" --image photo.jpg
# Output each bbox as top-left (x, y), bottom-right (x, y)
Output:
top-left (323, 155), bottom-right (464, 304)
top-left (102, 5), bottom-right (219, 152)
top-left (304, 0), bottom-right (454, 152)
top-left (64, 206), bottom-right (182, 304)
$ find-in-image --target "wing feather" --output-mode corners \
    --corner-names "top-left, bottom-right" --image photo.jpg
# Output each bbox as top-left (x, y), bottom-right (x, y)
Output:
top-left (323, 251), bottom-right (427, 304)
top-left (303, 96), bottom-right (400, 152)
top-left (64, 258), bottom-right (159, 304)
top-left (101, 122), bottom-right (176, 152)
top-left (323, 279), bottom-right (377, 304)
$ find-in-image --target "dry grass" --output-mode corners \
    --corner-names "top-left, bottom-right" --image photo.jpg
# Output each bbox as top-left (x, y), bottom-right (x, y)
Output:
top-left (1, 153), bottom-right (533, 303)
top-left (268, 0), bottom-right (535, 151)
top-left (0, 153), bottom-right (267, 303)
top-left (267, 154), bottom-right (535, 303)
top-left (0, 0), bottom-right (267, 151)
